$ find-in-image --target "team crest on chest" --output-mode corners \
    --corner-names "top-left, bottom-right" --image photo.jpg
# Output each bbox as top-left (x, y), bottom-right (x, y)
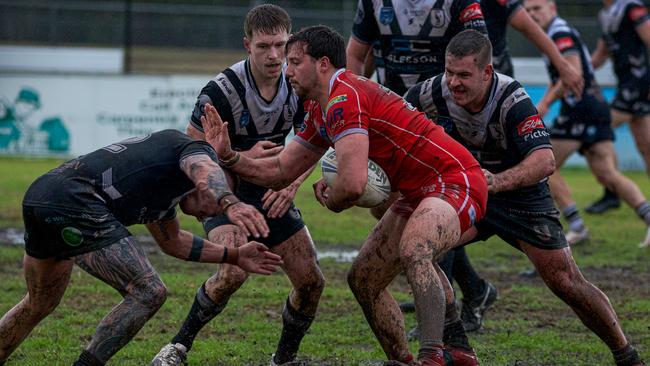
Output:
top-left (380, 6), bottom-right (395, 25)
top-left (431, 9), bottom-right (447, 28)
top-left (239, 109), bottom-right (250, 128)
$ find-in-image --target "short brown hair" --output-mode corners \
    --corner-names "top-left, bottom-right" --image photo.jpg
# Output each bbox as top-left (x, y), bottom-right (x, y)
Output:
top-left (446, 29), bottom-right (492, 68)
top-left (244, 4), bottom-right (291, 38)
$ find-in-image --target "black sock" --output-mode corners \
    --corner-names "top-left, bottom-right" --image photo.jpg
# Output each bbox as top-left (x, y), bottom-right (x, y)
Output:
top-left (73, 350), bottom-right (104, 366)
top-left (443, 302), bottom-right (471, 351)
top-left (273, 298), bottom-right (315, 364)
top-left (437, 250), bottom-right (455, 284)
top-left (613, 343), bottom-right (643, 366)
top-left (635, 201), bottom-right (650, 226)
top-left (451, 247), bottom-right (485, 300)
top-left (171, 284), bottom-right (228, 351)
top-left (605, 188), bottom-right (619, 200)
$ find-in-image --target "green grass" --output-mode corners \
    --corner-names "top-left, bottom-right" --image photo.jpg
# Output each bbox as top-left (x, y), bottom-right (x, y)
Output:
top-left (0, 157), bottom-right (649, 365)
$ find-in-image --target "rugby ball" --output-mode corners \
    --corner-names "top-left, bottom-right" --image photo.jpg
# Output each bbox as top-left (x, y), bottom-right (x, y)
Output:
top-left (321, 149), bottom-right (391, 208)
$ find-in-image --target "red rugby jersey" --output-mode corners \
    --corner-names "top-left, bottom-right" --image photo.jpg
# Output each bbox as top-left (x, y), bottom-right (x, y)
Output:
top-left (295, 70), bottom-right (479, 197)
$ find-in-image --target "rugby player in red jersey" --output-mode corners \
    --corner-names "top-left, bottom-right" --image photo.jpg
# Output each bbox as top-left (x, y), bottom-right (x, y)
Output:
top-left (203, 25), bottom-right (487, 366)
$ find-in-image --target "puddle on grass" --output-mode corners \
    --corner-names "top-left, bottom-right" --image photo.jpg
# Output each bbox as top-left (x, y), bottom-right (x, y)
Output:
top-left (317, 249), bottom-right (359, 262)
top-left (0, 229), bottom-right (361, 263)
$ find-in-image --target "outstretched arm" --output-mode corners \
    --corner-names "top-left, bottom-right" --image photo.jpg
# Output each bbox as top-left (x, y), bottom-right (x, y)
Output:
top-left (202, 103), bottom-right (323, 190)
top-left (179, 153), bottom-right (269, 237)
top-left (146, 218), bottom-right (282, 275)
top-left (509, 9), bottom-right (583, 96)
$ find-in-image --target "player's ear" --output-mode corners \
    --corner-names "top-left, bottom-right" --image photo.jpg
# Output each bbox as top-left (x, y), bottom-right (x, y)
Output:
top-left (318, 56), bottom-right (331, 72)
top-left (484, 63), bottom-right (493, 81)
top-left (243, 37), bottom-right (251, 53)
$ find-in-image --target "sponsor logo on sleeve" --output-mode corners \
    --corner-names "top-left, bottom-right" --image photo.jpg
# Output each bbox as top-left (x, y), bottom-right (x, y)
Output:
top-left (629, 6), bottom-right (648, 22)
top-left (326, 95), bottom-right (348, 111)
top-left (459, 3), bottom-right (484, 23)
top-left (517, 114), bottom-right (544, 135)
top-left (554, 37), bottom-right (575, 52)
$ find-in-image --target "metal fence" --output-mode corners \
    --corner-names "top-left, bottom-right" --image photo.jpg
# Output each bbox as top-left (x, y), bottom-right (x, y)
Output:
top-left (0, 0), bottom-right (619, 53)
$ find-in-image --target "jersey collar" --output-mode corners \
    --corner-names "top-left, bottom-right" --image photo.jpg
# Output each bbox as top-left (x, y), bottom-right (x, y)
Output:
top-left (328, 68), bottom-right (346, 96)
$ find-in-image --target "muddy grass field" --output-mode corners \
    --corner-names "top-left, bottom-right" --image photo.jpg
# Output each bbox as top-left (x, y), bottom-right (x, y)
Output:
top-left (0, 158), bottom-right (648, 365)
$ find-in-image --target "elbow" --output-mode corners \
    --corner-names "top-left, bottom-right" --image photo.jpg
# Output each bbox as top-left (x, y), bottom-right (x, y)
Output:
top-left (345, 180), bottom-right (366, 201)
top-left (544, 154), bottom-right (556, 177)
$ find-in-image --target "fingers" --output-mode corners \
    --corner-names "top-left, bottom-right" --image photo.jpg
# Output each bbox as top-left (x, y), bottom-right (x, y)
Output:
top-left (256, 141), bottom-right (279, 149)
top-left (261, 190), bottom-right (278, 210)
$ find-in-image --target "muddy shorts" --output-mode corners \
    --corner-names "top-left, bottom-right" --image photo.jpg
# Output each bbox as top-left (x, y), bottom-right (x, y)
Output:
top-left (23, 204), bottom-right (131, 260)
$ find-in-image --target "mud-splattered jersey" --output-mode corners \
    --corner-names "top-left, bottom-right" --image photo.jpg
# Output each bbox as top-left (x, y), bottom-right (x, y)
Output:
top-left (23, 129), bottom-right (217, 225)
top-left (295, 69), bottom-right (479, 199)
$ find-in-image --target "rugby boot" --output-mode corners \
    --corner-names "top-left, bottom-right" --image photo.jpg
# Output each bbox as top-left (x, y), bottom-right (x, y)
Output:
top-left (565, 228), bottom-right (590, 246)
top-left (585, 191), bottom-right (621, 214)
top-left (151, 343), bottom-right (187, 366)
top-left (461, 282), bottom-right (497, 332)
top-left (384, 354), bottom-right (417, 366)
top-left (443, 345), bottom-right (480, 366)
top-left (639, 227), bottom-right (650, 248)
top-left (418, 349), bottom-right (446, 366)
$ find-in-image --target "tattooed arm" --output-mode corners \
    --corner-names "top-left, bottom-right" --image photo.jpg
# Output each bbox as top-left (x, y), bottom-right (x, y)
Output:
top-left (483, 148), bottom-right (555, 194)
top-left (146, 218), bottom-right (282, 274)
top-left (179, 153), bottom-right (269, 237)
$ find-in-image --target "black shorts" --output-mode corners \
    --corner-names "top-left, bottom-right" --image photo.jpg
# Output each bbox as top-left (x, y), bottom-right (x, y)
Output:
top-left (23, 204), bottom-right (131, 260)
top-left (550, 95), bottom-right (614, 153)
top-left (202, 180), bottom-right (305, 247)
top-left (470, 183), bottom-right (568, 251)
top-left (611, 80), bottom-right (650, 117)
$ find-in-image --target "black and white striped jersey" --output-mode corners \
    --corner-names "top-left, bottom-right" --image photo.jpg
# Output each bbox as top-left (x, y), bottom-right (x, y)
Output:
top-left (404, 72), bottom-right (551, 174)
top-left (189, 59), bottom-right (306, 152)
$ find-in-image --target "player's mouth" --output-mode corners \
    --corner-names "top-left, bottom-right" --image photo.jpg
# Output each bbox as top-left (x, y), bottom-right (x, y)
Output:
top-left (266, 63), bottom-right (282, 71)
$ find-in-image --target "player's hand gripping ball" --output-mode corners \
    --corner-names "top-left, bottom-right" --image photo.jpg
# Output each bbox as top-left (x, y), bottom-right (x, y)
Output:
top-left (320, 150), bottom-right (391, 208)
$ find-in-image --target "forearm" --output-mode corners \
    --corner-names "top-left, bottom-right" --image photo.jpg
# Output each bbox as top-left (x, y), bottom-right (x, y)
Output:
top-left (591, 39), bottom-right (610, 69)
top-left (153, 225), bottom-right (238, 264)
top-left (221, 152), bottom-right (296, 190)
top-left (491, 148), bottom-right (555, 193)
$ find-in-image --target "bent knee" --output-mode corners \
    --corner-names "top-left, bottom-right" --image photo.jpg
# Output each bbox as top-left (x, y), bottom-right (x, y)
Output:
top-left (129, 276), bottom-right (168, 310)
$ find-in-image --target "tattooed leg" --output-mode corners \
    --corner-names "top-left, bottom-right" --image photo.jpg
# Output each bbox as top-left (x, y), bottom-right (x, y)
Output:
top-left (0, 255), bottom-right (73, 362)
top-left (73, 236), bottom-right (167, 363)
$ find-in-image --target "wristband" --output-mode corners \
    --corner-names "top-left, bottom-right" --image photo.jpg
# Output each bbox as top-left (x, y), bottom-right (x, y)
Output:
top-left (216, 191), bottom-right (235, 206)
top-left (222, 246), bottom-right (239, 265)
top-left (223, 200), bottom-right (242, 212)
top-left (219, 151), bottom-right (240, 168)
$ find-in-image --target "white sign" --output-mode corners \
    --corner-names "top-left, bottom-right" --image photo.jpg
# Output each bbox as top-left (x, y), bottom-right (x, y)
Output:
top-left (0, 73), bottom-right (209, 156)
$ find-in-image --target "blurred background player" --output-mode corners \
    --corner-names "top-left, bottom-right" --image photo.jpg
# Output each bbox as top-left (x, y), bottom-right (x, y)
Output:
top-left (587, 0), bottom-right (650, 216)
top-left (405, 29), bottom-right (645, 366)
top-left (151, 5), bottom-right (325, 366)
top-left (525, 0), bottom-right (650, 247)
